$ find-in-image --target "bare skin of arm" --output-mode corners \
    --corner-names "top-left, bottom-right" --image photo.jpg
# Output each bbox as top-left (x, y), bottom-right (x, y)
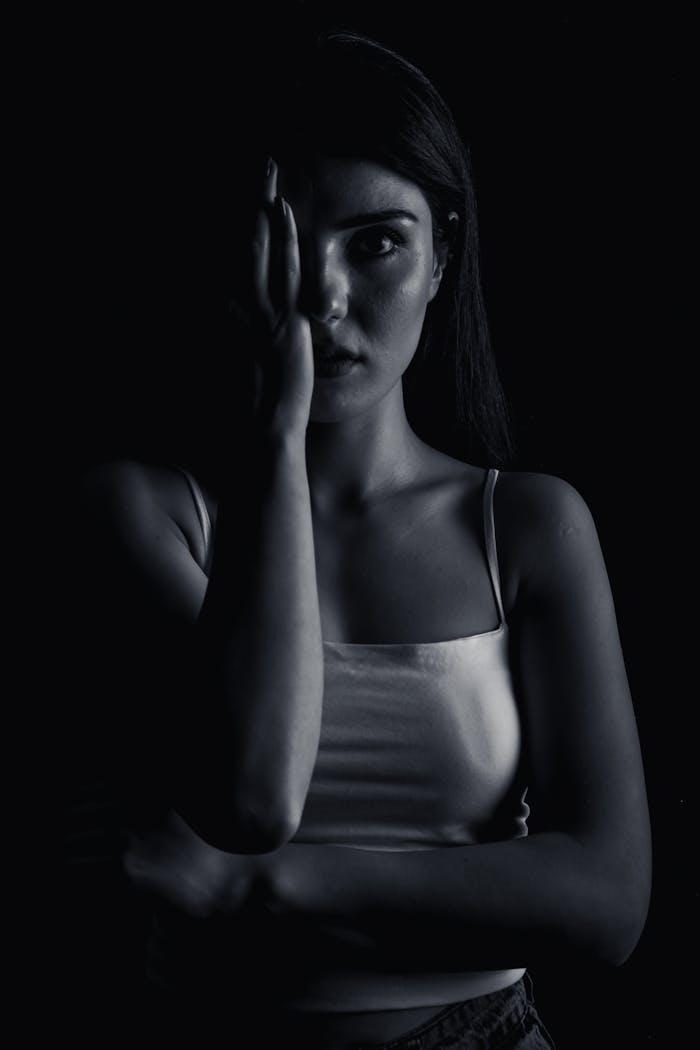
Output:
top-left (81, 161), bottom-right (323, 853)
top-left (114, 164), bottom-right (649, 970)
top-left (125, 473), bottom-right (650, 969)
top-left (257, 473), bottom-right (652, 969)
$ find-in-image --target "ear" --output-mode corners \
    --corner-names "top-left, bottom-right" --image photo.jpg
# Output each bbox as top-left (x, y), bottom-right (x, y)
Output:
top-left (428, 211), bottom-right (459, 302)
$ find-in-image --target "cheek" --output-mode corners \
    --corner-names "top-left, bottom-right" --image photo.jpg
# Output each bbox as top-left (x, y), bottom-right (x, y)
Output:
top-left (355, 253), bottom-right (434, 343)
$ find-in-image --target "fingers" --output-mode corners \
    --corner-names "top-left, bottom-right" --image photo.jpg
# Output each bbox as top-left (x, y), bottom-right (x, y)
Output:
top-left (252, 157), bottom-right (277, 319)
top-left (262, 155), bottom-right (278, 206)
top-left (252, 199), bottom-right (300, 318)
top-left (252, 207), bottom-right (272, 317)
top-left (279, 195), bottom-right (301, 305)
top-left (122, 825), bottom-right (231, 918)
top-left (252, 156), bottom-right (301, 321)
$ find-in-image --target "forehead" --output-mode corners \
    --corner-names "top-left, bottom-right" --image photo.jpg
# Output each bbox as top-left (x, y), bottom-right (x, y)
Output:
top-left (279, 157), bottom-right (433, 226)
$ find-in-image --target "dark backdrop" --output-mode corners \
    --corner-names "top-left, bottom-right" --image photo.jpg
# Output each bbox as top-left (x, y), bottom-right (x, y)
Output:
top-left (50, 6), bottom-right (689, 1045)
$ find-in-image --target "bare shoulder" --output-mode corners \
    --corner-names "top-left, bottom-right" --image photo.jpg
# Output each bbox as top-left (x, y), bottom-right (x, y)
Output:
top-left (80, 457), bottom-right (160, 503)
top-left (78, 459), bottom-right (212, 621)
top-left (79, 458), bottom-right (205, 559)
top-left (493, 470), bottom-right (605, 600)
top-left (495, 469), bottom-right (595, 532)
top-left (80, 458), bottom-right (178, 524)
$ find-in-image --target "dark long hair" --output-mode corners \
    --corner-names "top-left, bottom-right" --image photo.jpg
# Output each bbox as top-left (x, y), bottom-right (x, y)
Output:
top-left (260, 29), bottom-right (514, 467)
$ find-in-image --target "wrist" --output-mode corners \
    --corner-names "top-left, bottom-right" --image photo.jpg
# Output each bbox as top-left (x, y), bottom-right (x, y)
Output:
top-left (260, 843), bottom-right (313, 917)
top-left (218, 426), bottom-right (307, 505)
top-left (264, 422), bottom-right (308, 457)
top-left (249, 386), bottom-right (308, 448)
top-left (217, 851), bottom-right (271, 915)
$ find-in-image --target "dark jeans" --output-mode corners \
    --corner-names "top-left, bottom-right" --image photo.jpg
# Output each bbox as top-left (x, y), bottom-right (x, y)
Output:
top-left (355, 975), bottom-right (556, 1050)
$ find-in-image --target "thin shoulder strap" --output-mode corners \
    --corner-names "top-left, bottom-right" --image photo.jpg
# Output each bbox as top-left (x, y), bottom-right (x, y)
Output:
top-left (483, 468), bottom-right (505, 627)
top-left (177, 466), bottom-right (213, 573)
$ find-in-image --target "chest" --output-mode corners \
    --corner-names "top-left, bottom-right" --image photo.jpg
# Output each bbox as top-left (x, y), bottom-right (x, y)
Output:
top-left (312, 485), bottom-right (500, 644)
top-left (295, 629), bottom-right (526, 849)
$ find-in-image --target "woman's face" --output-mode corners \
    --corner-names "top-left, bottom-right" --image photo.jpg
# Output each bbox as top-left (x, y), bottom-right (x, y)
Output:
top-left (280, 157), bottom-right (447, 423)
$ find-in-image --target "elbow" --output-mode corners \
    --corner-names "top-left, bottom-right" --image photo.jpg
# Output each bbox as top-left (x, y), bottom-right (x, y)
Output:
top-left (188, 811), bottom-right (300, 855)
top-left (543, 833), bottom-right (652, 967)
top-left (219, 786), bottom-right (303, 853)
top-left (226, 770), bottom-right (306, 852)
top-left (587, 911), bottom-right (648, 968)
top-left (595, 886), bottom-right (651, 967)
top-left (578, 859), bottom-right (652, 967)
top-left (176, 792), bottom-right (303, 855)
top-left (231, 801), bottom-right (302, 854)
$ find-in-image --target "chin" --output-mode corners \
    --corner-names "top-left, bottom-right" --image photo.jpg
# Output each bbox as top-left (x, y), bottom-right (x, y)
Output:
top-left (308, 401), bottom-right (362, 424)
top-left (308, 367), bottom-right (407, 424)
top-left (308, 383), bottom-right (368, 424)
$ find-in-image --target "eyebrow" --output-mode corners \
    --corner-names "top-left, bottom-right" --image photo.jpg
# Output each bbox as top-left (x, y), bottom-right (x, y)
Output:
top-left (332, 209), bottom-right (419, 231)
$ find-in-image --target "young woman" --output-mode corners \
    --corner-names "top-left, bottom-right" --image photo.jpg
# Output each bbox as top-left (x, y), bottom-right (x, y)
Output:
top-left (72, 30), bottom-right (651, 1049)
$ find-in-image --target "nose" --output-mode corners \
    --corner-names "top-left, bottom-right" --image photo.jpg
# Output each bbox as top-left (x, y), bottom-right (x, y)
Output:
top-left (299, 250), bottom-right (348, 324)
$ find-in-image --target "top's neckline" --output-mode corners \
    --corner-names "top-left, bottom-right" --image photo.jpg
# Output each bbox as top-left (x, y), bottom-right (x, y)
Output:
top-left (322, 621), bottom-right (507, 650)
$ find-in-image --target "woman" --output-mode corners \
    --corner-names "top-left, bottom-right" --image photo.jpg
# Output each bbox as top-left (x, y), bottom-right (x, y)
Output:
top-left (72, 30), bottom-right (651, 1049)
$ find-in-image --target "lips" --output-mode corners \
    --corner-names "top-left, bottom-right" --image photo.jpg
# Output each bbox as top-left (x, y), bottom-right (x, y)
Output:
top-left (312, 342), bottom-right (360, 378)
top-left (312, 342), bottom-right (359, 362)
top-left (312, 345), bottom-right (360, 377)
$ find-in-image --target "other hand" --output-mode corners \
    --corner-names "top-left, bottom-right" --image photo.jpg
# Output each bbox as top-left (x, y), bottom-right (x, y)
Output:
top-left (123, 810), bottom-right (265, 919)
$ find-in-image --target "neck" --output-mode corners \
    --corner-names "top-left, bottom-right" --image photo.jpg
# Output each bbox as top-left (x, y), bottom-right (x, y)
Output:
top-left (305, 384), bottom-right (424, 512)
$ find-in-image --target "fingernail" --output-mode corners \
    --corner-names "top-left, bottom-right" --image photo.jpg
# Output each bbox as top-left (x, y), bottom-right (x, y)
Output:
top-left (275, 194), bottom-right (286, 217)
top-left (265, 156), bottom-right (273, 177)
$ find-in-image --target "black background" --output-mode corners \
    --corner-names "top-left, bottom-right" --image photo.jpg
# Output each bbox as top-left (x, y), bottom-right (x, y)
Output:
top-left (44, 5), bottom-right (690, 1045)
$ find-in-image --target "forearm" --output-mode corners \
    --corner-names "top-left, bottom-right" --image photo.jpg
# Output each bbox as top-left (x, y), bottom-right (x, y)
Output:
top-left (183, 433), bottom-right (323, 851)
top-left (268, 834), bottom-right (647, 969)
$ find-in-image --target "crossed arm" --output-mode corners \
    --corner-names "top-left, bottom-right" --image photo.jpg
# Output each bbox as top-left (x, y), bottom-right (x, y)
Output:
top-left (258, 474), bottom-right (651, 970)
top-left (93, 463), bottom-right (651, 972)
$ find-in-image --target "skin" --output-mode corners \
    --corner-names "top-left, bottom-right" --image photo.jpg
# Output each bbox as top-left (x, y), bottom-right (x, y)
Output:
top-left (283, 158), bottom-right (445, 426)
top-left (83, 157), bottom-right (651, 1046)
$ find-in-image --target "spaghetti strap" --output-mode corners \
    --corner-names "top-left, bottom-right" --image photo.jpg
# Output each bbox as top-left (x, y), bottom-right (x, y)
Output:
top-left (483, 468), bottom-right (505, 627)
top-left (176, 466), bottom-right (213, 573)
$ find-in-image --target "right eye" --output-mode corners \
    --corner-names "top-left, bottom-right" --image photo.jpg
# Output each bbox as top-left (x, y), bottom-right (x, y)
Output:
top-left (352, 227), bottom-right (405, 261)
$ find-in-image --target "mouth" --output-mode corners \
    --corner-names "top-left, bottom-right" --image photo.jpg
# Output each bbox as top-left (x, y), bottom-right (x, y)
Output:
top-left (312, 344), bottom-right (361, 378)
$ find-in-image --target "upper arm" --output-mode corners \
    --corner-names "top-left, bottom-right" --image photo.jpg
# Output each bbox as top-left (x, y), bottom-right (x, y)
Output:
top-left (79, 459), bottom-right (209, 626)
top-left (75, 460), bottom-right (214, 810)
top-left (500, 473), bottom-right (651, 888)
